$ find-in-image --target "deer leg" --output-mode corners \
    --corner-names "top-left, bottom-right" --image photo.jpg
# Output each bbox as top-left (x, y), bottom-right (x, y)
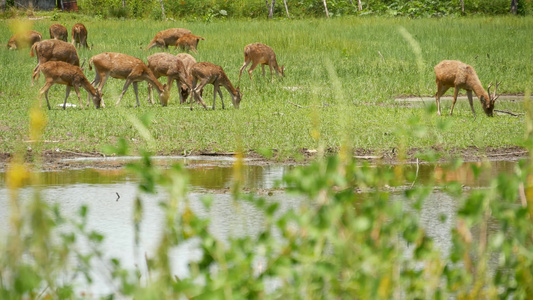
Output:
top-left (449, 87), bottom-right (460, 116)
top-left (116, 79), bottom-right (133, 106)
top-left (261, 64), bottom-right (266, 77)
top-left (147, 83), bottom-right (154, 105)
top-left (466, 90), bottom-right (476, 117)
top-left (248, 61), bottom-right (260, 83)
top-left (62, 86), bottom-right (72, 110)
top-left (31, 64), bottom-right (40, 87)
top-left (132, 82), bottom-right (141, 107)
top-left (269, 65), bottom-right (274, 83)
top-left (39, 82), bottom-right (54, 110)
top-left (217, 85), bottom-right (225, 110)
top-left (239, 59), bottom-right (251, 82)
top-left (435, 82), bottom-right (449, 116)
top-left (192, 79), bottom-right (208, 110)
top-left (74, 86), bottom-right (84, 109)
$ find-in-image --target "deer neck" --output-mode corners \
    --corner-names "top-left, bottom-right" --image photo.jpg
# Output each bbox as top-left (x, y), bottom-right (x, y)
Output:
top-left (469, 79), bottom-right (490, 105)
top-left (220, 73), bottom-right (237, 96)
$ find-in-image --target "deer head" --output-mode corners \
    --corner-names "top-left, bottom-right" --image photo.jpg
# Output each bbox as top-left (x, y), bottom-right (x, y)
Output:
top-left (482, 82), bottom-right (501, 117)
top-left (232, 87), bottom-right (242, 109)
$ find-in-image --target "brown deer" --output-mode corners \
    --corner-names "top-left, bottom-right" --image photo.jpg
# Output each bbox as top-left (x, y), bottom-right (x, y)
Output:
top-left (35, 61), bottom-right (102, 110)
top-left (145, 28), bottom-right (192, 50)
top-left (238, 43), bottom-right (284, 83)
top-left (71, 23), bottom-right (89, 49)
top-left (30, 39), bottom-right (80, 86)
top-left (191, 62), bottom-right (242, 110)
top-left (49, 24), bottom-right (68, 42)
top-left (434, 60), bottom-right (500, 117)
top-left (7, 30), bottom-right (42, 49)
top-left (176, 53), bottom-right (197, 102)
top-left (89, 52), bottom-right (170, 107)
top-left (175, 34), bottom-right (205, 53)
top-left (146, 52), bottom-right (191, 104)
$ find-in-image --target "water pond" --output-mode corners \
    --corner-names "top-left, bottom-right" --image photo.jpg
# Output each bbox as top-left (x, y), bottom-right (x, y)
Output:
top-left (0, 156), bottom-right (521, 296)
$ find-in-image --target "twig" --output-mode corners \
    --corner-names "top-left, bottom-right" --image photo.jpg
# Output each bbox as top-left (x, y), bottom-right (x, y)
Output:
top-left (116, 192), bottom-right (120, 202)
top-left (410, 158), bottom-right (419, 188)
top-left (55, 149), bottom-right (105, 157)
top-left (494, 109), bottom-right (522, 117)
top-left (288, 100), bottom-right (330, 108)
top-left (378, 51), bottom-right (385, 62)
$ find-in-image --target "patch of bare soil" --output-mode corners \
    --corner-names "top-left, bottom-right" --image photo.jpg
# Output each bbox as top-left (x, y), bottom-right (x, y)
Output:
top-left (0, 146), bottom-right (528, 171)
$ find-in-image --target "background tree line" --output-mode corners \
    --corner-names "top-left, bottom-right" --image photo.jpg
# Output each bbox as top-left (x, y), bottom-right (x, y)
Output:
top-left (67, 0), bottom-right (531, 20)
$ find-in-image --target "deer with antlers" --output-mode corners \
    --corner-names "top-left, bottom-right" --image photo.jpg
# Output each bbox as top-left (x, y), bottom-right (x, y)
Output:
top-left (71, 23), bottom-right (89, 49)
top-left (89, 52), bottom-right (170, 107)
top-left (434, 60), bottom-right (500, 117)
top-left (35, 61), bottom-right (102, 110)
top-left (239, 43), bottom-right (284, 84)
top-left (7, 30), bottom-right (42, 50)
top-left (49, 24), bottom-right (68, 42)
top-left (175, 34), bottom-right (205, 53)
top-left (190, 62), bottom-right (241, 110)
top-left (30, 39), bottom-right (80, 86)
top-left (145, 28), bottom-right (192, 50)
top-left (146, 52), bottom-right (191, 105)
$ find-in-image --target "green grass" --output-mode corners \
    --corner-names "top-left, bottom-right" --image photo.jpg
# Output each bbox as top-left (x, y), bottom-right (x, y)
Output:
top-left (0, 16), bottom-right (531, 159)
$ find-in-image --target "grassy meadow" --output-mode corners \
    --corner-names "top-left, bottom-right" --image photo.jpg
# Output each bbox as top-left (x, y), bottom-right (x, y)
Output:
top-left (0, 15), bottom-right (532, 160)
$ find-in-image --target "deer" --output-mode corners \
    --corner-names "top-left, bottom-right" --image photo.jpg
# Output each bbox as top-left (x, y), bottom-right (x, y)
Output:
top-left (49, 24), bottom-right (68, 42)
top-left (190, 62), bottom-right (242, 110)
top-left (146, 52), bottom-right (191, 105)
top-left (7, 30), bottom-right (42, 50)
top-left (35, 61), bottom-right (102, 110)
top-left (434, 60), bottom-right (500, 117)
top-left (175, 34), bottom-right (205, 53)
top-left (89, 52), bottom-right (170, 107)
top-left (145, 28), bottom-right (192, 50)
top-left (176, 53), bottom-right (197, 102)
top-left (238, 43), bottom-right (284, 84)
top-left (71, 23), bottom-right (89, 49)
top-left (30, 39), bottom-right (80, 86)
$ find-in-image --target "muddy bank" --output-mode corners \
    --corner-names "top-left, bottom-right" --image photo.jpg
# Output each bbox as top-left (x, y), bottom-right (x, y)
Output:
top-left (0, 145), bottom-right (528, 171)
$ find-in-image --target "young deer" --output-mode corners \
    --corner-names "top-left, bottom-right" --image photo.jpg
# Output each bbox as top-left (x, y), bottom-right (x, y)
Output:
top-left (239, 43), bottom-right (284, 83)
top-left (49, 24), bottom-right (68, 42)
top-left (89, 52), bottom-right (170, 107)
top-left (145, 28), bottom-right (192, 50)
top-left (7, 30), bottom-right (42, 49)
top-left (191, 62), bottom-right (242, 110)
top-left (146, 52), bottom-right (191, 105)
top-left (176, 53), bottom-right (197, 102)
top-left (30, 39), bottom-right (80, 86)
top-left (36, 61), bottom-right (102, 110)
top-left (71, 23), bottom-right (89, 49)
top-left (175, 34), bottom-right (205, 53)
top-left (434, 60), bottom-right (500, 117)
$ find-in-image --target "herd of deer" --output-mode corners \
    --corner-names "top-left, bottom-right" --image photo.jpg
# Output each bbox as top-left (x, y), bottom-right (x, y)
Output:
top-left (8, 24), bottom-right (499, 117)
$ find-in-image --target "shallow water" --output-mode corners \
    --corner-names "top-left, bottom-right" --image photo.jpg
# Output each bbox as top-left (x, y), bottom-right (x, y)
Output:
top-left (0, 158), bottom-right (520, 296)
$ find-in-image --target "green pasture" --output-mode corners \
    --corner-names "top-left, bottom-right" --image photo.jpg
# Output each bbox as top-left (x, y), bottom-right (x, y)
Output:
top-left (0, 16), bottom-right (531, 159)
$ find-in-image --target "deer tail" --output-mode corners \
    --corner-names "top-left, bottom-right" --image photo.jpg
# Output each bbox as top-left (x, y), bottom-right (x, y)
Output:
top-left (29, 43), bottom-right (37, 57)
top-left (88, 58), bottom-right (94, 71)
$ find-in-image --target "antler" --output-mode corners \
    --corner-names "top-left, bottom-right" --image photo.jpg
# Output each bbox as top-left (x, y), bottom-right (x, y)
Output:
top-left (487, 81), bottom-right (501, 102)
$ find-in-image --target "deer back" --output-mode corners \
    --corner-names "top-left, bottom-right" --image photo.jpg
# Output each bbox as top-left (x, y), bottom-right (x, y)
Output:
top-left (32, 39), bottom-right (80, 67)
top-left (49, 24), bottom-right (68, 41)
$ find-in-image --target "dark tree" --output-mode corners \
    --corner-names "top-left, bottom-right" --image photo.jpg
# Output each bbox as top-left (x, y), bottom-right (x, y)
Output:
top-left (511, 0), bottom-right (518, 14)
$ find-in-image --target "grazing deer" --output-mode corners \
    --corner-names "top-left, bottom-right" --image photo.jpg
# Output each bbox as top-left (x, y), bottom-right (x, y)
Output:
top-left (175, 34), bottom-right (205, 53)
top-left (30, 39), bottom-right (80, 86)
top-left (7, 30), bottom-right (42, 49)
top-left (176, 53), bottom-right (197, 102)
top-left (35, 61), bottom-right (102, 110)
top-left (191, 62), bottom-right (242, 110)
top-left (49, 24), bottom-right (68, 42)
top-left (239, 43), bottom-right (284, 83)
top-left (71, 23), bottom-right (89, 49)
top-left (89, 52), bottom-right (170, 107)
top-left (146, 52), bottom-right (191, 104)
top-left (434, 60), bottom-right (500, 117)
top-left (145, 28), bottom-right (192, 50)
